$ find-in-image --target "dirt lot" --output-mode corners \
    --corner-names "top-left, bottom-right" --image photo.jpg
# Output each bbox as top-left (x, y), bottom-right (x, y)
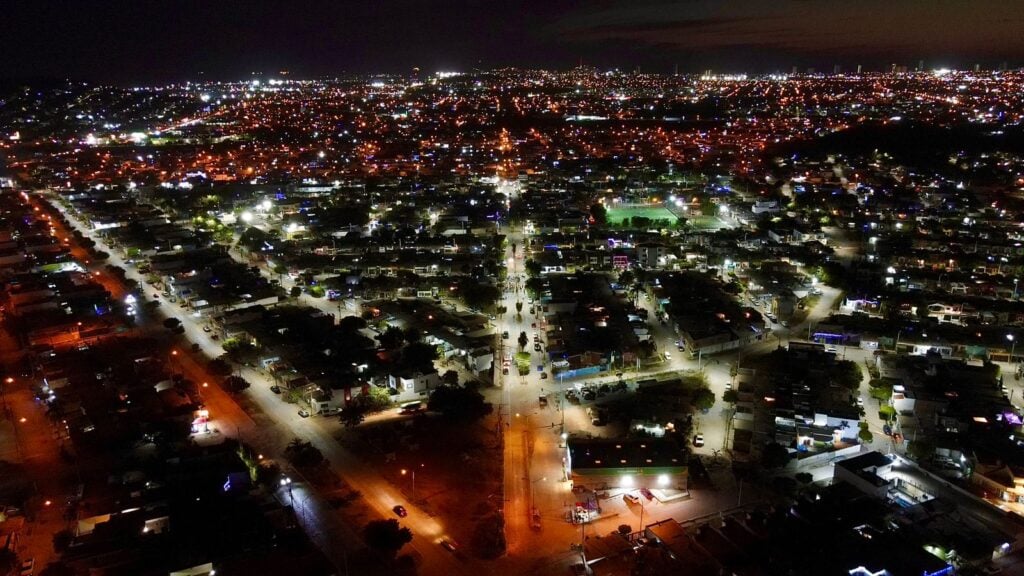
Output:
top-left (340, 410), bottom-right (504, 557)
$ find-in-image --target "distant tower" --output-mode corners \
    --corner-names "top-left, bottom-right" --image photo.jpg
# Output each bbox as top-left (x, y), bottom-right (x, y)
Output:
top-left (674, 63), bottom-right (679, 76)
top-left (856, 64), bottom-right (863, 74)
top-left (833, 64), bottom-right (842, 75)
top-left (917, 60), bottom-right (924, 72)
top-left (806, 67), bottom-right (815, 75)
top-left (791, 65), bottom-right (798, 75)
top-left (973, 63), bottom-right (981, 72)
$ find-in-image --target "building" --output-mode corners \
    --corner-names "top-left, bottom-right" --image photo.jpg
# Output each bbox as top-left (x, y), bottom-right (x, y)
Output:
top-left (566, 437), bottom-right (687, 491)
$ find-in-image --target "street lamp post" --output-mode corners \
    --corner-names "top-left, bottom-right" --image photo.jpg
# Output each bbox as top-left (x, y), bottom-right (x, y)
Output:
top-left (1008, 334), bottom-right (1016, 367)
top-left (401, 467), bottom-right (418, 497)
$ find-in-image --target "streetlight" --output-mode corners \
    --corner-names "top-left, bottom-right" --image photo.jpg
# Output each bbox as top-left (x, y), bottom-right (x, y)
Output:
top-left (401, 466), bottom-right (421, 497)
top-left (1008, 334), bottom-right (1016, 367)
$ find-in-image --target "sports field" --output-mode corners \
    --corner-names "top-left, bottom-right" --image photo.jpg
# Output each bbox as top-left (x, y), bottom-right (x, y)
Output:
top-left (605, 205), bottom-right (679, 226)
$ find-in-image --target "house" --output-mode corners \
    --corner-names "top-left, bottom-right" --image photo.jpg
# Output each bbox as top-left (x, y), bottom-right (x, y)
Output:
top-left (388, 370), bottom-right (441, 399)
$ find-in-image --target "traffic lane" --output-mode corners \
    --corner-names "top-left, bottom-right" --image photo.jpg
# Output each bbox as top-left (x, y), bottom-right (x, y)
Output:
top-left (52, 198), bottom-right (468, 575)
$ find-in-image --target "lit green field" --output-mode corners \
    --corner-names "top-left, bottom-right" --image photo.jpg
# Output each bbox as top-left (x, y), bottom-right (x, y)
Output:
top-left (605, 205), bottom-right (679, 226)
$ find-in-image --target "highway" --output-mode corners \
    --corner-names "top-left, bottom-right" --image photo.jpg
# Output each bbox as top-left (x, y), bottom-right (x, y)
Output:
top-left (41, 191), bottom-right (471, 576)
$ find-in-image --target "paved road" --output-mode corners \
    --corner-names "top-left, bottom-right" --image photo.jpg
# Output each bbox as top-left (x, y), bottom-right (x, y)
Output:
top-left (44, 192), bottom-right (471, 576)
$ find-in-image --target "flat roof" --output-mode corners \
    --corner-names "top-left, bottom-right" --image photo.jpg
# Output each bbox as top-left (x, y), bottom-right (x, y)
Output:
top-left (568, 437), bottom-right (685, 472)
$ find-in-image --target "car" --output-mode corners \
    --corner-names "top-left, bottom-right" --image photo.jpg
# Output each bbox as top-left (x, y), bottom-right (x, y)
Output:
top-left (856, 397), bottom-right (864, 407)
top-left (623, 493), bottom-right (640, 504)
top-left (393, 505), bottom-right (408, 517)
top-left (297, 409), bottom-right (310, 418)
top-left (639, 488), bottom-right (654, 500)
top-left (211, 334), bottom-right (220, 340)
top-left (440, 538), bottom-right (459, 553)
top-left (825, 345), bottom-right (838, 353)
top-left (502, 368), bottom-right (509, 375)
top-left (780, 320), bottom-right (790, 328)
top-left (502, 331), bottom-right (509, 339)
top-left (203, 326), bottom-right (211, 333)
top-left (540, 372), bottom-right (548, 380)
top-left (20, 558), bottom-right (34, 576)
top-left (664, 351), bottom-right (671, 360)
top-left (534, 343), bottom-right (542, 351)
top-left (693, 434), bottom-right (705, 447)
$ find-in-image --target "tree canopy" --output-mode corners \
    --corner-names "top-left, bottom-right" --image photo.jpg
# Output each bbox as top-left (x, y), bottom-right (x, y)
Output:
top-left (363, 519), bottom-right (413, 558)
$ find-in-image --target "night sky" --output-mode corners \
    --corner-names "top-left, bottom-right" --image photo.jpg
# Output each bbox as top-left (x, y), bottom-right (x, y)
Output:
top-left (1, 0), bottom-right (1021, 83)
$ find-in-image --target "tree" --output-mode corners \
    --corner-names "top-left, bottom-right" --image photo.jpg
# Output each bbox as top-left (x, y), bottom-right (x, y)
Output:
top-left (224, 375), bottom-right (250, 393)
top-left (589, 203), bottom-right (607, 227)
top-left (471, 513), bottom-right (506, 559)
top-left (162, 317), bottom-right (181, 329)
top-left (208, 357), bottom-right (232, 376)
top-left (363, 519), bottom-right (413, 558)
top-left (401, 341), bottom-right (439, 374)
top-left (518, 331), bottom-right (528, 351)
top-left (831, 360), bottom-right (862, 389)
top-left (284, 438), bottom-right (324, 468)
top-left (428, 385), bottom-right (493, 421)
top-left (795, 472), bottom-right (813, 485)
top-left (693, 388), bottom-right (715, 411)
top-left (617, 524), bottom-right (632, 536)
top-left (761, 442), bottom-right (791, 469)
top-left (339, 403), bottom-right (367, 427)
top-left (378, 326), bottom-right (406, 350)
top-left (859, 428), bottom-right (874, 443)
top-left (289, 286), bottom-right (302, 299)
top-left (515, 301), bottom-right (523, 317)
top-left (722, 389), bottom-right (739, 404)
top-left (442, 370), bottom-right (460, 386)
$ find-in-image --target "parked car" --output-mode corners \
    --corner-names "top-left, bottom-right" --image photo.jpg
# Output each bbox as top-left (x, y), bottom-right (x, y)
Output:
top-left (270, 385), bottom-right (281, 394)
top-left (534, 343), bottom-right (542, 351)
top-left (297, 409), bottom-right (310, 418)
top-left (640, 488), bottom-right (654, 500)
top-left (203, 326), bottom-right (212, 333)
top-left (693, 434), bottom-right (705, 447)
top-left (623, 493), bottom-right (640, 504)
top-left (540, 372), bottom-right (548, 380)
top-left (393, 505), bottom-right (408, 517)
top-left (440, 538), bottom-right (459, 553)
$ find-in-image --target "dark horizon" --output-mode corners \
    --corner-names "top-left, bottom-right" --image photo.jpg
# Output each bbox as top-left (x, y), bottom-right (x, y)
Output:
top-left (2, 0), bottom-right (1022, 84)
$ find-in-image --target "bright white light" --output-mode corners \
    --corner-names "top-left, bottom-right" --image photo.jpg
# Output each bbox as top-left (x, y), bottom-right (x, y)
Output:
top-left (620, 475), bottom-right (634, 488)
top-left (200, 93), bottom-right (211, 103)
top-left (241, 211), bottom-right (253, 223)
top-left (657, 474), bottom-right (670, 487)
top-left (124, 294), bottom-right (136, 306)
top-left (318, 151), bottom-right (326, 159)
top-left (261, 200), bottom-right (272, 211)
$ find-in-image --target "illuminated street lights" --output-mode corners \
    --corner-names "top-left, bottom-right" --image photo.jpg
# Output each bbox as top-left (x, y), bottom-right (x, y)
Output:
top-left (1009, 334), bottom-right (1017, 367)
top-left (401, 465), bottom-right (422, 497)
